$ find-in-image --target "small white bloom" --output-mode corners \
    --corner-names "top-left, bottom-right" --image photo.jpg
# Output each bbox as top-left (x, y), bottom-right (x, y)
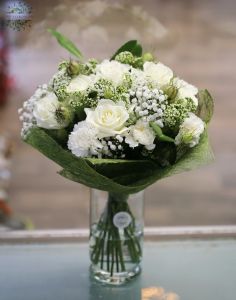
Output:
top-left (68, 121), bottom-right (102, 157)
top-left (85, 99), bottom-right (129, 138)
top-left (130, 68), bottom-right (147, 88)
top-left (143, 62), bottom-right (173, 87)
top-left (173, 77), bottom-right (198, 106)
top-left (125, 120), bottom-right (155, 149)
top-left (66, 74), bottom-right (94, 93)
top-left (33, 92), bottom-right (67, 129)
top-left (175, 113), bottom-right (205, 147)
top-left (96, 60), bottom-right (130, 86)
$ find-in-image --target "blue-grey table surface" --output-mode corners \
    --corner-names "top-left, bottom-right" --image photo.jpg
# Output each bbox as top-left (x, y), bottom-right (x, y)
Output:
top-left (0, 239), bottom-right (236, 300)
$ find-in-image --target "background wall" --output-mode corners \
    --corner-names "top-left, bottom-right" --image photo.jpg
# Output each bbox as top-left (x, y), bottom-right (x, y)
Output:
top-left (0, 0), bottom-right (236, 229)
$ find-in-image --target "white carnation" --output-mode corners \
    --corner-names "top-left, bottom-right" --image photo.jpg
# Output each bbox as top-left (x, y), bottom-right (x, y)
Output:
top-left (125, 120), bottom-right (155, 150)
top-left (66, 74), bottom-right (94, 93)
top-left (68, 121), bottom-right (102, 157)
top-left (175, 113), bottom-right (205, 147)
top-left (85, 99), bottom-right (129, 138)
top-left (143, 62), bottom-right (173, 87)
top-left (33, 92), bottom-right (67, 129)
top-left (173, 77), bottom-right (198, 106)
top-left (95, 60), bottom-right (130, 86)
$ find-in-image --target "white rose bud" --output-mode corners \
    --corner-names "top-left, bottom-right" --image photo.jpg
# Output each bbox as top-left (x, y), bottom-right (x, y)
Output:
top-left (95, 60), bottom-right (130, 86)
top-left (175, 113), bottom-right (205, 147)
top-left (33, 92), bottom-right (69, 129)
top-left (85, 99), bottom-right (129, 138)
top-left (143, 62), bottom-right (173, 87)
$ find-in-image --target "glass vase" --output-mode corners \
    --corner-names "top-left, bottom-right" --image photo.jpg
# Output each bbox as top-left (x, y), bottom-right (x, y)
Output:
top-left (89, 189), bottom-right (144, 285)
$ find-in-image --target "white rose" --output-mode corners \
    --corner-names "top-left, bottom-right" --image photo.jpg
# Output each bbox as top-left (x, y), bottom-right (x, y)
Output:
top-left (175, 113), bottom-right (205, 147)
top-left (125, 120), bottom-right (156, 150)
top-left (85, 99), bottom-right (129, 138)
top-left (68, 121), bottom-right (102, 157)
top-left (66, 74), bottom-right (94, 93)
top-left (143, 62), bottom-right (173, 87)
top-left (95, 60), bottom-right (130, 86)
top-left (173, 77), bottom-right (198, 106)
top-left (33, 92), bottom-right (67, 129)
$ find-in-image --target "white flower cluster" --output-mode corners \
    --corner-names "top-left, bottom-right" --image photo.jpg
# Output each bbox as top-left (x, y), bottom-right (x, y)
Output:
top-left (19, 54), bottom-right (206, 160)
top-left (130, 86), bottom-right (167, 127)
top-left (18, 84), bottom-right (49, 138)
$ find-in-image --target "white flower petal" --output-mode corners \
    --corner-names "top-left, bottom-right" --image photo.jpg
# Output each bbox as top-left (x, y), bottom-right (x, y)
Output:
top-left (143, 62), bottom-right (173, 87)
top-left (68, 121), bottom-right (102, 158)
top-left (173, 77), bottom-right (198, 106)
top-left (85, 99), bottom-right (129, 138)
top-left (33, 92), bottom-right (65, 129)
top-left (66, 74), bottom-right (94, 93)
top-left (95, 60), bottom-right (130, 86)
top-left (175, 113), bottom-right (205, 147)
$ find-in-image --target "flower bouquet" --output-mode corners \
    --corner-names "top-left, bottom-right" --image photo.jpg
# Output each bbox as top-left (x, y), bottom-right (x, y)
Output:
top-left (19, 29), bottom-right (214, 285)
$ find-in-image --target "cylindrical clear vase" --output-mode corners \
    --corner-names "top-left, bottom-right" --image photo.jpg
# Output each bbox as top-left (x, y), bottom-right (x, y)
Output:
top-left (89, 189), bottom-right (144, 285)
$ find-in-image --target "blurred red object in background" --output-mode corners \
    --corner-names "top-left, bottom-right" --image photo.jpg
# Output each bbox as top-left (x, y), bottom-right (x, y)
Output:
top-left (0, 14), bottom-right (9, 107)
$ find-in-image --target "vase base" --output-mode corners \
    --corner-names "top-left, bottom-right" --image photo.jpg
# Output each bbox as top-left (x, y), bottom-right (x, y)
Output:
top-left (90, 264), bottom-right (141, 286)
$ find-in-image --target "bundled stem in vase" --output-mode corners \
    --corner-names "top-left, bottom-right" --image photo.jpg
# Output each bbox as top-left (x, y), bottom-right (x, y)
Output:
top-left (90, 193), bottom-right (142, 276)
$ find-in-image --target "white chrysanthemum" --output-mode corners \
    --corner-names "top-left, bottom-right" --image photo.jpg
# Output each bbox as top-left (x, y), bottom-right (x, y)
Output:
top-left (143, 62), bottom-right (173, 87)
top-left (85, 99), bottom-right (129, 138)
top-left (33, 92), bottom-right (67, 129)
top-left (175, 113), bottom-right (205, 147)
top-left (173, 77), bottom-right (198, 106)
top-left (68, 121), bottom-right (102, 157)
top-left (66, 74), bottom-right (95, 93)
top-left (125, 120), bottom-right (155, 150)
top-left (95, 59), bottom-right (130, 86)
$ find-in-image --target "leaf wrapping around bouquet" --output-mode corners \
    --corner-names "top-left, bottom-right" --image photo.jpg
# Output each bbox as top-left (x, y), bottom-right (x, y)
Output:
top-left (25, 127), bottom-right (214, 194)
top-left (197, 89), bottom-right (214, 124)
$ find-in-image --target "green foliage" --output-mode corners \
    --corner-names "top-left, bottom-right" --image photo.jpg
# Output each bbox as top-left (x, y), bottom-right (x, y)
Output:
top-left (25, 127), bottom-right (214, 194)
top-left (111, 40), bottom-right (142, 60)
top-left (115, 51), bottom-right (134, 65)
top-left (151, 143), bottom-right (176, 166)
top-left (163, 98), bottom-right (197, 129)
top-left (197, 89), bottom-right (214, 124)
top-left (150, 122), bottom-right (175, 142)
top-left (48, 28), bottom-right (83, 59)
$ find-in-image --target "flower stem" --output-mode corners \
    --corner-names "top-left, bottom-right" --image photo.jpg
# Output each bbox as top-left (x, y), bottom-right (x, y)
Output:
top-left (90, 192), bottom-right (142, 276)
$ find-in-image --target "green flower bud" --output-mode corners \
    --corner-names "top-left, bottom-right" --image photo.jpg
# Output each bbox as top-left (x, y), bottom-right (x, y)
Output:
top-left (104, 88), bottom-right (114, 99)
top-left (133, 57), bottom-right (144, 69)
top-left (162, 84), bottom-right (178, 101)
top-left (115, 51), bottom-right (134, 65)
top-left (67, 60), bottom-right (81, 76)
top-left (142, 52), bottom-right (154, 62)
top-left (55, 105), bottom-right (73, 126)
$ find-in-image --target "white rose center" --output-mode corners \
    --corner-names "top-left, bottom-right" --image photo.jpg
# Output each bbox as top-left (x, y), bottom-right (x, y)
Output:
top-left (85, 99), bottom-right (129, 137)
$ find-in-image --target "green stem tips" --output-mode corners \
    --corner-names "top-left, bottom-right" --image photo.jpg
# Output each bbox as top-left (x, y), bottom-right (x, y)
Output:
top-left (150, 122), bottom-right (175, 143)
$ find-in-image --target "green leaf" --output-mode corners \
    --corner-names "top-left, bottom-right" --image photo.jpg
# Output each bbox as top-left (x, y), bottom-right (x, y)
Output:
top-left (197, 89), bottom-right (214, 124)
top-left (48, 28), bottom-right (83, 58)
top-left (25, 127), bottom-right (153, 193)
top-left (111, 40), bottom-right (143, 60)
top-left (25, 127), bottom-right (214, 194)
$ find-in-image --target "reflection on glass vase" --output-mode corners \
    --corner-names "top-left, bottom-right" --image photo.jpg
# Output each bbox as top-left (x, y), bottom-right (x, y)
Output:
top-left (89, 189), bottom-right (144, 285)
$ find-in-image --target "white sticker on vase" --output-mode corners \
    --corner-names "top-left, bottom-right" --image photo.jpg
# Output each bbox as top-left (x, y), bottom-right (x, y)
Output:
top-left (113, 212), bottom-right (132, 229)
